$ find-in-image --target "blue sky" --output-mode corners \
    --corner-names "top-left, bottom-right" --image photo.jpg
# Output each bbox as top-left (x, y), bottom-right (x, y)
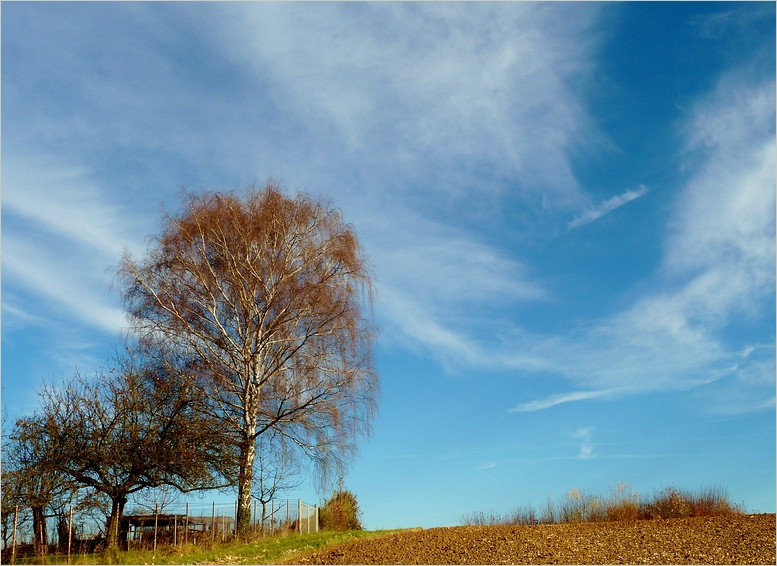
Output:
top-left (2, 2), bottom-right (775, 529)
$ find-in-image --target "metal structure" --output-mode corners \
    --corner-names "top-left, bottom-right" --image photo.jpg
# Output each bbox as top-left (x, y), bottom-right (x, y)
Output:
top-left (2, 498), bottom-right (318, 559)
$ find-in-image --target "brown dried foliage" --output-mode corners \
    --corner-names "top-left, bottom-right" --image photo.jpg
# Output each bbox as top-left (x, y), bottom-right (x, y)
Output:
top-left (320, 486), bottom-right (363, 532)
top-left (461, 482), bottom-right (745, 527)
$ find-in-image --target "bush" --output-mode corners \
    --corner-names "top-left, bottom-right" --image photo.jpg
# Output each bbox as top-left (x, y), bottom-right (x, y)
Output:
top-left (319, 484), bottom-right (363, 531)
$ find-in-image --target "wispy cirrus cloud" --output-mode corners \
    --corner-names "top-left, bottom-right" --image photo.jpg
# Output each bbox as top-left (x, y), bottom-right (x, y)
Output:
top-left (689, 4), bottom-right (774, 39)
top-left (568, 185), bottom-right (649, 230)
top-left (507, 71), bottom-right (775, 414)
top-left (2, 156), bottom-right (144, 259)
top-left (2, 233), bottom-right (126, 334)
top-left (204, 3), bottom-right (606, 207)
top-left (510, 389), bottom-right (622, 413)
top-left (1, 156), bottom-right (140, 335)
top-left (367, 205), bottom-right (547, 368)
top-left (373, 65), bottom-right (774, 417)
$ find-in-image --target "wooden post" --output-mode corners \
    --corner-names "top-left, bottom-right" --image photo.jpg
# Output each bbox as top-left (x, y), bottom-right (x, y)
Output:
top-left (184, 503), bottom-right (189, 546)
top-left (297, 500), bottom-right (302, 534)
top-left (67, 505), bottom-right (73, 565)
top-left (11, 505), bottom-right (18, 565)
top-left (39, 512), bottom-right (45, 561)
top-left (173, 514), bottom-right (177, 547)
top-left (153, 504), bottom-right (158, 557)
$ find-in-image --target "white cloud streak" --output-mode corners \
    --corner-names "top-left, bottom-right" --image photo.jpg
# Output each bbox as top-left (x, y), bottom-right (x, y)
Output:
top-left (3, 234), bottom-right (126, 334)
top-left (568, 185), bottom-right (649, 229)
top-left (508, 72), bottom-right (775, 413)
top-left (2, 156), bottom-right (144, 259)
top-left (1, 156), bottom-right (142, 335)
top-left (510, 389), bottom-right (620, 413)
top-left (689, 5), bottom-right (774, 39)
top-left (667, 76), bottom-right (776, 305)
top-left (365, 205), bottom-right (547, 364)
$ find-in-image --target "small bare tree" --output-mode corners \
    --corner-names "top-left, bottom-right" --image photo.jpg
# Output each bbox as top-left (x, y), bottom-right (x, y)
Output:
top-left (252, 431), bottom-right (302, 534)
top-left (129, 485), bottom-right (182, 516)
top-left (118, 182), bottom-right (379, 535)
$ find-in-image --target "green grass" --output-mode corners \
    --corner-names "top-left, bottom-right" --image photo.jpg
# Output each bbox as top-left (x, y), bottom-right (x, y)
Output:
top-left (461, 482), bottom-right (746, 527)
top-left (12, 529), bottom-right (410, 565)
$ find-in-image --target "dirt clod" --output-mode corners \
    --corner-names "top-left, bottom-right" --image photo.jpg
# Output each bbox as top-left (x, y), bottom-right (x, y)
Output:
top-left (286, 514), bottom-right (775, 564)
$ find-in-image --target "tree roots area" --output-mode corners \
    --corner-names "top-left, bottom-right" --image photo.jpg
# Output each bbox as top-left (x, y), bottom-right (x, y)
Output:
top-left (285, 514), bottom-right (775, 565)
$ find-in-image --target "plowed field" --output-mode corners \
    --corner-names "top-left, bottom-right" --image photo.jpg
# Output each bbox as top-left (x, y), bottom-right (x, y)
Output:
top-left (285, 514), bottom-right (775, 564)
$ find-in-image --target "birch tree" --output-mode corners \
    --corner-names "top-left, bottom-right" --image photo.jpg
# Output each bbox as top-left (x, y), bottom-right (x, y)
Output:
top-left (117, 182), bottom-right (379, 536)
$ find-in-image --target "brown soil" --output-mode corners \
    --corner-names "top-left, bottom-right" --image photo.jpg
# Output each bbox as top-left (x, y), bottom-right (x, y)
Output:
top-left (285, 514), bottom-right (775, 564)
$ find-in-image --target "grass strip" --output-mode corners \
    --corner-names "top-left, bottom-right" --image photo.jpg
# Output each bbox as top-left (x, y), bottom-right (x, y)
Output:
top-left (14, 529), bottom-right (410, 565)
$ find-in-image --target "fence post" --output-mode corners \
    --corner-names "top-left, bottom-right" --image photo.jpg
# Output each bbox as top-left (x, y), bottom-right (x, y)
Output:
top-left (185, 503), bottom-right (189, 546)
top-left (286, 500), bottom-right (290, 529)
top-left (67, 505), bottom-right (73, 565)
top-left (315, 505), bottom-right (319, 533)
top-left (11, 505), bottom-right (18, 565)
top-left (297, 500), bottom-right (302, 534)
top-left (153, 504), bottom-right (158, 557)
top-left (211, 502), bottom-right (216, 543)
top-left (39, 512), bottom-right (46, 561)
top-left (174, 514), bottom-right (177, 547)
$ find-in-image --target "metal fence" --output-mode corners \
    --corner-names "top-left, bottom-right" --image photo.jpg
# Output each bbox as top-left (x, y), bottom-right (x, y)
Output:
top-left (297, 500), bottom-right (318, 535)
top-left (2, 498), bottom-right (318, 559)
top-left (120, 499), bottom-right (318, 548)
